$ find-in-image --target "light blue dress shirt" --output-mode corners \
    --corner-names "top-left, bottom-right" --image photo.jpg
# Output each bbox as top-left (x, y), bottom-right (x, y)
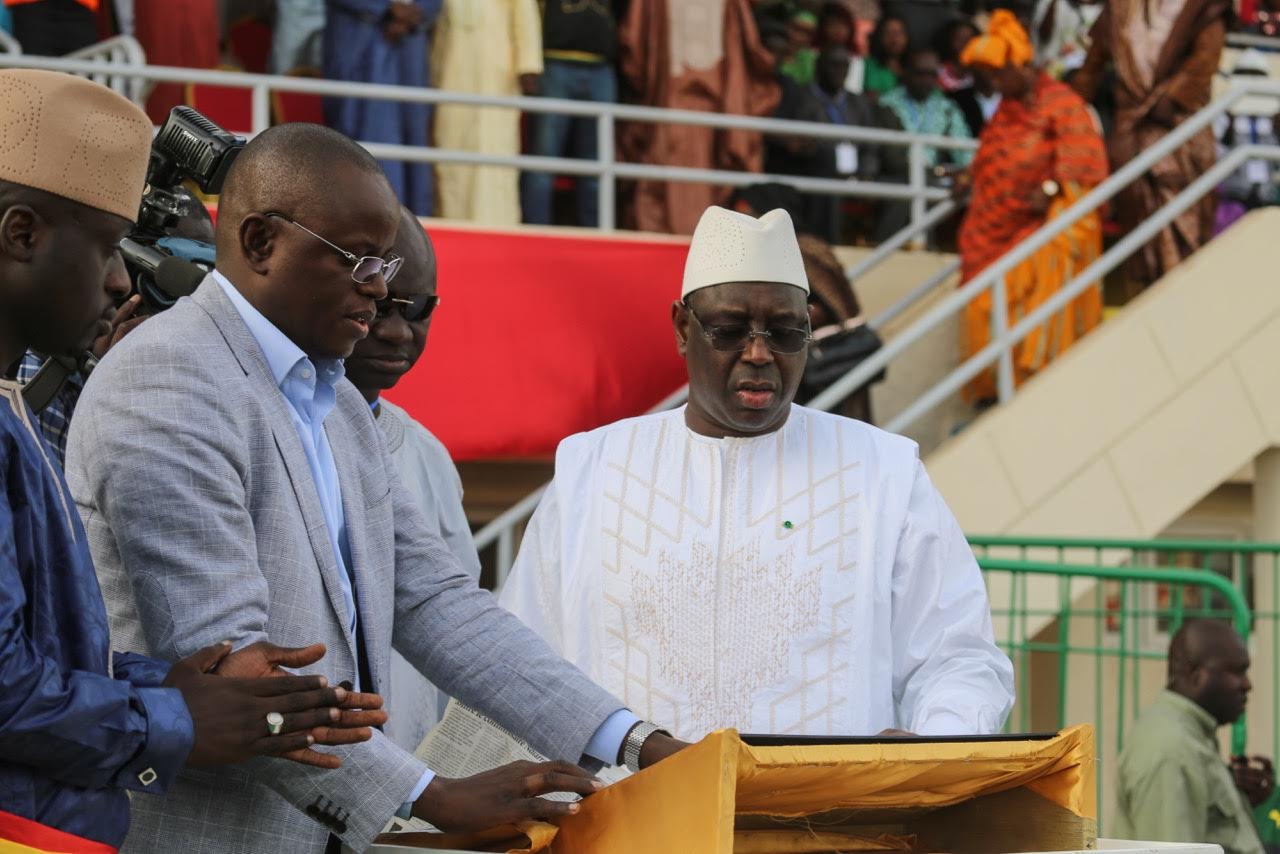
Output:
top-left (215, 274), bottom-right (639, 817)
top-left (214, 272), bottom-right (357, 638)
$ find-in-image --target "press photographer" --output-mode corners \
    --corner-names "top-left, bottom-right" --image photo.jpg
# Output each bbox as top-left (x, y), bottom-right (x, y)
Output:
top-left (0, 68), bottom-right (385, 853)
top-left (11, 106), bottom-right (239, 463)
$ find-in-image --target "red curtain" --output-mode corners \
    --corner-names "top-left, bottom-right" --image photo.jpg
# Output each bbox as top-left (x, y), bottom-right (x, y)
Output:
top-left (384, 226), bottom-right (690, 460)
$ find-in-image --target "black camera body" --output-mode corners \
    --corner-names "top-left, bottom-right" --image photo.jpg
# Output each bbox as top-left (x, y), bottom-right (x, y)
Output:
top-left (22, 109), bottom-right (245, 413)
top-left (124, 107), bottom-right (245, 311)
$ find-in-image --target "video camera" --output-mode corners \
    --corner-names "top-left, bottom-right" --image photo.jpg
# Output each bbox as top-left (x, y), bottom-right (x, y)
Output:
top-left (122, 106), bottom-right (245, 312)
top-left (21, 108), bottom-right (244, 414)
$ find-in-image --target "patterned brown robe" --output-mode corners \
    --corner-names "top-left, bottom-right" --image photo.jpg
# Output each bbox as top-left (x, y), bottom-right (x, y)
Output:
top-left (1072, 0), bottom-right (1229, 286)
top-left (618, 0), bottom-right (780, 235)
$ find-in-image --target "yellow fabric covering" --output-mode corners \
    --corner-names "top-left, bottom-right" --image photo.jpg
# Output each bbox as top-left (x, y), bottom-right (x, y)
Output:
top-left (962, 184), bottom-right (1104, 402)
top-left (376, 726), bottom-right (1094, 853)
top-left (732, 830), bottom-right (915, 852)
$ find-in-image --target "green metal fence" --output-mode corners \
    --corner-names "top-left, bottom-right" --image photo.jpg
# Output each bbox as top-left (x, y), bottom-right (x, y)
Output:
top-left (970, 537), bottom-right (1280, 832)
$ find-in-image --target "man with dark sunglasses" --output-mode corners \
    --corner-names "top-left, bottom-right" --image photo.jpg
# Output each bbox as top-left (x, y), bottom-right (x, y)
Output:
top-left (500, 205), bottom-right (1014, 746)
top-left (67, 123), bottom-right (684, 854)
top-left (345, 206), bottom-right (480, 755)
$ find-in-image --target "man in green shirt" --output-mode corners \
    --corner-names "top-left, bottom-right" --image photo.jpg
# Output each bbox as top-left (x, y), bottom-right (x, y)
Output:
top-left (1116, 620), bottom-right (1271, 854)
top-left (878, 49), bottom-right (973, 169)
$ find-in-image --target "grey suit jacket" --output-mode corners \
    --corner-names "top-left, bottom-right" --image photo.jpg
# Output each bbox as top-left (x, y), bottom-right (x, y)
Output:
top-left (66, 277), bottom-right (623, 854)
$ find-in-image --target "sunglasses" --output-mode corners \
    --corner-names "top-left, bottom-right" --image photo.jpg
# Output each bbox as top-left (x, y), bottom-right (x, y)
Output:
top-left (375, 294), bottom-right (440, 323)
top-left (685, 304), bottom-right (812, 354)
top-left (266, 213), bottom-right (403, 285)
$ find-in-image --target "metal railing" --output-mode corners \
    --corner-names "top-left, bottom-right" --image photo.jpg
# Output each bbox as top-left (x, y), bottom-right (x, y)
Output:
top-left (0, 52), bottom-right (975, 234)
top-left (64, 36), bottom-right (148, 104)
top-left (808, 81), bottom-right (1280, 427)
top-left (1227, 32), bottom-right (1280, 51)
top-left (0, 29), bottom-right (20, 55)
top-left (974, 544), bottom-right (1270, 833)
top-left (972, 538), bottom-right (1273, 748)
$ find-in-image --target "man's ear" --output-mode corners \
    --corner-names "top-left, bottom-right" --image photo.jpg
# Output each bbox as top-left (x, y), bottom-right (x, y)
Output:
top-left (672, 299), bottom-right (691, 358)
top-left (0, 205), bottom-right (41, 263)
top-left (239, 214), bottom-right (276, 274)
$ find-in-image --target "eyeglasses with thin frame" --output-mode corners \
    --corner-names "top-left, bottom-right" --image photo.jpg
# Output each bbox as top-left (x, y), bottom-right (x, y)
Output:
top-left (266, 212), bottom-right (403, 285)
top-left (684, 302), bottom-right (813, 354)
top-left (376, 294), bottom-right (440, 324)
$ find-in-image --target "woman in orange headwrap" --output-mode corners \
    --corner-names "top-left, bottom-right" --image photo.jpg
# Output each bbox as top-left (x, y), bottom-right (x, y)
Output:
top-left (956, 10), bottom-right (1109, 403)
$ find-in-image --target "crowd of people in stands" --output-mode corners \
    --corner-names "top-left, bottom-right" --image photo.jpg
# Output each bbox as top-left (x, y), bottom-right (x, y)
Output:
top-left (0, 0), bottom-right (1272, 235)
top-left (2, 0), bottom-right (1276, 399)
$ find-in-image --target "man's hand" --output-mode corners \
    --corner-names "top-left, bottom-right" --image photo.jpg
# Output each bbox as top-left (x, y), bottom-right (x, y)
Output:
top-left (1028, 186), bottom-right (1052, 216)
top-left (211, 640), bottom-right (388, 767)
top-left (1149, 96), bottom-right (1180, 128)
top-left (165, 641), bottom-right (364, 769)
top-left (412, 760), bottom-right (602, 831)
top-left (90, 294), bottom-right (147, 360)
top-left (213, 639), bottom-right (327, 679)
top-left (1232, 755), bottom-right (1275, 806)
top-left (519, 73), bottom-right (542, 97)
top-left (783, 136), bottom-right (818, 157)
top-left (388, 1), bottom-right (422, 27)
top-left (637, 732), bottom-right (689, 769)
top-left (382, 4), bottom-right (420, 43)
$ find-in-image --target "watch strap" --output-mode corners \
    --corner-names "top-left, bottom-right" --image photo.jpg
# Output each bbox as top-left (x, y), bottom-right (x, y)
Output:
top-left (622, 721), bottom-right (668, 773)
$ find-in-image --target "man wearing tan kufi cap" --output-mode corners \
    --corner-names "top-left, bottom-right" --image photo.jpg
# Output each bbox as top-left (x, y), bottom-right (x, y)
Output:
top-left (0, 69), bottom-right (384, 853)
top-left (501, 205), bottom-right (1014, 745)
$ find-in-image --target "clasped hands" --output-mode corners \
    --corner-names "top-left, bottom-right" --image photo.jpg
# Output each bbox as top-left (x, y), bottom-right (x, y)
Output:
top-left (383, 3), bottom-right (424, 43)
top-left (163, 639), bottom-right (386, 769)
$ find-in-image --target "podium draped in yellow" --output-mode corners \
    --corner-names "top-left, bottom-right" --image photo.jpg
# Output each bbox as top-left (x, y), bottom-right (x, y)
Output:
top-left (382, 725), bottom-right (1095, 853)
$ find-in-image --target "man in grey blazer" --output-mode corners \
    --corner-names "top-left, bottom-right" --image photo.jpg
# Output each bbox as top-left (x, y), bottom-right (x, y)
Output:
top-left (66, 124), bottom-right (684, 853)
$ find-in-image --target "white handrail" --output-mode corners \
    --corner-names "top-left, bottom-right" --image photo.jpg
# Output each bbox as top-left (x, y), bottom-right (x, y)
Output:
top-left (63, 36), bottom-right (147, 104)
top-left (475, 80), bottom-right (1280, 587)
top-left (880, 142), bottom-right (1279, 433)
top-left (807, 80), bottom-right (1276, 417)
top-left (0, 52), bottom-right (973, 234)
top-left (1226, 32), bottom-right (1280, 50)
top-left (0, 30), bottom-right (20, 55)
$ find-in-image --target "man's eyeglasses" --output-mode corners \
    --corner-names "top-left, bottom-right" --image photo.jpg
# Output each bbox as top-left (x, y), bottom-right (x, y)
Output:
top-left (685, 304), bottom-right (813, 354)
top-left (376, 294), bottom-right (440, 323)
top-left (266, 212), bottom-right (403, 285)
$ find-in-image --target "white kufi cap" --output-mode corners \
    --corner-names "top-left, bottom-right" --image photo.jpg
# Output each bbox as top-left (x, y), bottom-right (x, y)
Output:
top-left (682, 206), bottom-right (809, 299)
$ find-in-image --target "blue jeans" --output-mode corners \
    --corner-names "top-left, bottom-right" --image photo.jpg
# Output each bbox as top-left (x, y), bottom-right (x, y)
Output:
top-left (521, 59), bottom-right (618, 227)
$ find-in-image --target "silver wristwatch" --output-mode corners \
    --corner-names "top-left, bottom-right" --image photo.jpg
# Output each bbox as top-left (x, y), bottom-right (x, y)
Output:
top-left (622, 721), bottom-right (668, 773)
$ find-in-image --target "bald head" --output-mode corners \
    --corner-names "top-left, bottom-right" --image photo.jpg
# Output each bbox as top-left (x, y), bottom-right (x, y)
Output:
top-left (1169, 619), bottom-right (1244, 673)
top-left (213, 122), bottom-right (400, 360)
top-left (392, 205), bottom-right (435, 288)
top-left (345, 207), bottom-right (441, 402)
top-left (1168, 619), bottom-right (1251, 725)
top-left (215, 123), bottom-right (388, 258)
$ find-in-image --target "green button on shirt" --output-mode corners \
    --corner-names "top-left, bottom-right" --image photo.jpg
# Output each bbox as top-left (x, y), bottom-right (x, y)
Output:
top-left (1115, 690), bottom-right (1263, 854)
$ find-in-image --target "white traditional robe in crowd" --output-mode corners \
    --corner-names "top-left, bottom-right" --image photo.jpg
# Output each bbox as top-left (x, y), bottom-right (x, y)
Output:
top-left (376, 399), bottom-right (482, 753)
top-left (499, 405), bottom-right (1014, 742)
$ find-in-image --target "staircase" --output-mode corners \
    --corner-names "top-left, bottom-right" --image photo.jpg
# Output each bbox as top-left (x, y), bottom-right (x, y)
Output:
top-left (929, 208), bottom-right (1280, 542)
